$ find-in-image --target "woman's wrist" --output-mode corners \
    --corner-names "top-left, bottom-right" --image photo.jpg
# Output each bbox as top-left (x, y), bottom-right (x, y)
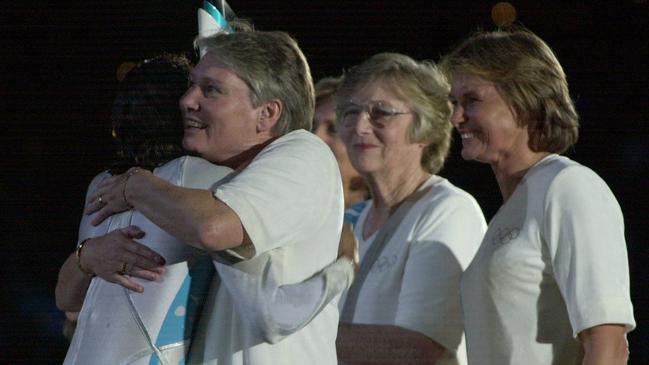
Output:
top-left (122, 167), bottom-right (141, 208)
top-left (75, 238), bottom-right (95, 278)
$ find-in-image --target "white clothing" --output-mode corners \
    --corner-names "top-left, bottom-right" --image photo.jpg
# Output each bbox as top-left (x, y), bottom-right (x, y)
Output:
top-left (65, 156), bottom-right (233, 365)
top-left (461, 154), bottom-right (636, 365)
top-left (342, 175), bottom-right (486, 365)
top-left (189, 130), bottom-right (345, 365)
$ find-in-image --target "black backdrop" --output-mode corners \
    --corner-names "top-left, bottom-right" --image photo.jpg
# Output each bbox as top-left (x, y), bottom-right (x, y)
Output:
top-left (1, 1), bottom-right (647, 363)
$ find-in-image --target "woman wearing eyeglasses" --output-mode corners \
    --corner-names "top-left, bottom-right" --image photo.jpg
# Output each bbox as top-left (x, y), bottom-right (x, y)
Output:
top-left (335, 53), bottom-right (486, 365)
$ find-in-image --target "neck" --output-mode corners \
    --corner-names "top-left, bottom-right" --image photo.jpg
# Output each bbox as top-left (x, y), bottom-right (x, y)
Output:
top-left (222, 137), bottom-right (278, 171)
top-left (367, 166), bottom-right (431, 213)
top-left (491, 151), bottom-right (550, 202)
top-left (361, 166), bottom-right (430, 240)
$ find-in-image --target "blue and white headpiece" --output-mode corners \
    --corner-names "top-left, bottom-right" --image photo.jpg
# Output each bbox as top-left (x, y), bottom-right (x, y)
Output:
top-left (197, 0), bottom-right (235, 56)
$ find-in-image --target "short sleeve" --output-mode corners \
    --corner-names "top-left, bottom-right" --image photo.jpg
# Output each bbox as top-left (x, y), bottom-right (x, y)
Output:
top-left (214, 133), bottom-right (342, 256)
top-left (177, 156), bottom-right (233, 191)
top-left (543, 166), bottom-right (635, 336)
top-left (395, 193), bottom-right (486, 352)
top-left (214, 256), bottom-right (353, 343)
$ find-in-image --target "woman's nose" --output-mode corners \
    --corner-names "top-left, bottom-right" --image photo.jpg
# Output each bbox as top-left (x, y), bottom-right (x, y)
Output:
top-left (450, 105), bottom-right (464, 128)
top-left (353, 112), bottom-right (373, 135)
top-left (179, 86), bottom-right (200, 112)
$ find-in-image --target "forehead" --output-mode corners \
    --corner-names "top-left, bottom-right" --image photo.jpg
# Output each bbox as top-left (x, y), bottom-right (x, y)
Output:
top-left (191, 53), bottom-right (246, 86)
top-left (348, 79), bottom-right (405, 104)
top-left (315, 95), bottom-right (336, 113)
top-left (449, 72), bottom-right (494, 95)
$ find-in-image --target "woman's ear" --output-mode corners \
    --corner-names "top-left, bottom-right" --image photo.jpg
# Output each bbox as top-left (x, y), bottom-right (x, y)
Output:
top-left (257, 99), bottom-right (282, 132)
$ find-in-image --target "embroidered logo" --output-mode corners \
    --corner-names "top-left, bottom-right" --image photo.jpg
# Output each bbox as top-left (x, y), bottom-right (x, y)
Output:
top-left (371, 254), bottom-right (398, 273)
top-left (491, 227), bottom-right (520, 246)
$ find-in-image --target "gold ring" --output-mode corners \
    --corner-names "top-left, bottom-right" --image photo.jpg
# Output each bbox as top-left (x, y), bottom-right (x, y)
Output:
top-left (120, 262), bottom-right (128, 275)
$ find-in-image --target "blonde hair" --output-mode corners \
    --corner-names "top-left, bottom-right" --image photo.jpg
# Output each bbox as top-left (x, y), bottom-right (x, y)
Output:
top-left (337, 53), bottom-right (452, 174)
top-left (440, 28), bottom-right (579, 153)
top-left (315, 76), bottom-right (342, 103)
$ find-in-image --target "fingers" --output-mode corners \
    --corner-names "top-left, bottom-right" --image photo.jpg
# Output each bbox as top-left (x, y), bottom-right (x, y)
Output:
top-left (85, 173), bottom-right (131, 221)
top-left (123, 236), bottom-right (166, 267)
top-left (85, 191), bottom-right (110, 215)
top-left (112, 274), bottom-right (145, 293)
top-left (90, 208), bottom-right (113, 226)
top-left (81, 229), bottom-right (166, 291)
top-left (121, 225), bottom-right (145, 239)
top-left (108, 262), bottom-right (166, 293)
top-left (86, 192), bottom-right (119, 225)
top-left (339, 223), bottom-right (359, 271)
top-left (128, 266), bottom-right (166, 282)
top-left (86, 175), bottom-right (120, 213)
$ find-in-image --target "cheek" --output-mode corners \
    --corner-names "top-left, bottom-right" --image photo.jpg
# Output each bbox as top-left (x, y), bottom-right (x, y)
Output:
top-left (329, 139), bottom-right (349, 158)
top-left (375, 128), bottom-right (402, 146)
top-left (339, 129), bottom-right (354, 148)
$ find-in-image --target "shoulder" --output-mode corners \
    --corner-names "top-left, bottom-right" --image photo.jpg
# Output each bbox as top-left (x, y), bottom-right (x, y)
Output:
top-left (540, 156), bottom-right (616, 204)
top-left (260, 130), bottom-right (334, 161)
top-left (418, 176), bottom-right (484, 219)
top-left (86, 170), bottom-right (112, 194)
top-left (89, 170), bottom-right (111, 185)
top-left (409, 177), bottom-right (486, 240)
top-left (525, 155), bottom-right (595, 193)
top-left (154, 156), bottom-right (233, 188)
top-left (243, 130), bottom-right (339, 180)
top-left (540, 156), bottom-right (623, 228)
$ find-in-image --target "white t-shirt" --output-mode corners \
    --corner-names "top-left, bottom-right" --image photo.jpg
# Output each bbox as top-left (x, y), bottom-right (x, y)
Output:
top-left (461, 154), bottom-right (636, 365)
top-left (189, 130), bottom-right (345, 365)
top-left (341, 175), bottom-right (486, 365)
top-left (65, 156), bottom-right (233, 365)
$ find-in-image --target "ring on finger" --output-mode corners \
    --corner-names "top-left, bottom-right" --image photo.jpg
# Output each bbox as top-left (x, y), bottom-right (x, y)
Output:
top-left (98, 195), bottom-right (104, 205)
top-left (120, 262), bottom-right (129, 275)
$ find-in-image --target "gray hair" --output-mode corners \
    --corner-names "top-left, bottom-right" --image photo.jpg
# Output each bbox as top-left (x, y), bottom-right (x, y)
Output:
top-left (337, 53), bottom-right (452, 174)
top-left (195, 25), bottom-right (315, 135)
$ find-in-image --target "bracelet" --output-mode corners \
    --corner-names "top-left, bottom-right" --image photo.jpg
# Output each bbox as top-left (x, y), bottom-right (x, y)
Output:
top-left (122, 168), bottom-right (140, 208)
top-left (75, 238), bottom-right (95, 277)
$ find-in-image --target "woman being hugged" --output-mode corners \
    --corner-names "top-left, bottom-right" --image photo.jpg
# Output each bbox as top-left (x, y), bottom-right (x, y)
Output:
top-left (440, 28), bottom-right (635, 365)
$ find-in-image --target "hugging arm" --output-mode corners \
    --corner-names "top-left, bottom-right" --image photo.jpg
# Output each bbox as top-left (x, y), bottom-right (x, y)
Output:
top-left (216, 223), bottom-right (358, 343)
top-left (86, 168), bottom-right (249, 254)
top-left (55, 226), bottom-right (167, 311)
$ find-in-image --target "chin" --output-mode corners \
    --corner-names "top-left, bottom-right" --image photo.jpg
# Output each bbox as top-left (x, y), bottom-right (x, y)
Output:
top-left (182, 140), bottom-right (195, 152)
top-left (460, 148), bottom-right (481, 162)
top-left (182, 139), bottom-right (205, 157)
top-left (460, 149), bottom-right (473, 161)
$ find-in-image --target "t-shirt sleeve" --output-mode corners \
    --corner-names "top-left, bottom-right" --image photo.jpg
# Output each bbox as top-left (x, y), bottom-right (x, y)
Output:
top-left (543, 165), bottom-right (635, 337)
top-left (214, 134), bottom-right (341, 256)
top-left (394, 193), bottom-right (486, 352)
top-left (214, 256), bottom-right (354, 343)
top-left (176, 156), bottom-right (233, 191)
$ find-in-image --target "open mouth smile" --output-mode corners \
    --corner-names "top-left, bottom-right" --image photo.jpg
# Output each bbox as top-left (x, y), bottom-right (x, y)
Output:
top-left (184, 119), bottom-right (208, 130)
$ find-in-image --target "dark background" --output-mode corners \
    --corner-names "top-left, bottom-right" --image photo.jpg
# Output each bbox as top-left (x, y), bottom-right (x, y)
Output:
top-left (1, 0), bottom-right (647, 363)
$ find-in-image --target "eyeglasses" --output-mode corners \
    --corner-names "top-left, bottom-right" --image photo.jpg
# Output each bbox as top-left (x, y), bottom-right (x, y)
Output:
top-left (336, 101), bottom-right (412, 129)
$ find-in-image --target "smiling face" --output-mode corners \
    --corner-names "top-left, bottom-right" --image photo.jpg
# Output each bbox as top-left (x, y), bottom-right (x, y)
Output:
top-left (449, 72), bottom-right (532, 167)
top-left (179, 53), bottom-right (269, 167)
top-left (339, 80), bottom-right (425, 178)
